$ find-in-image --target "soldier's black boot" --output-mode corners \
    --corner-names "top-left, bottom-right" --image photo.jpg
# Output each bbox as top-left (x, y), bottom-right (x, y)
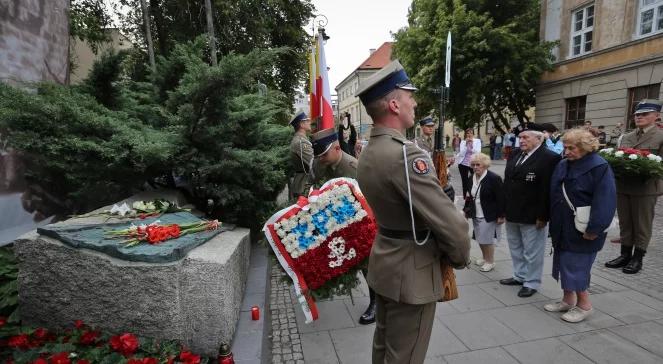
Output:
top-left (623, 248), bottom-right (645, 274)
top-left (605, 245), bottom-right (633, 268)
top-left (359, 288), bottom-right (376, 325)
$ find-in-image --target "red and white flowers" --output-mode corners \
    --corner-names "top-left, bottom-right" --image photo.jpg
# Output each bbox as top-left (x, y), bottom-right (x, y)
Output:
top-left (263, 178), bottom-right (376, 323)
top-left (106, 220), bottom-right (220, 247)
top-left (599, 147), bottom-right (663, 179)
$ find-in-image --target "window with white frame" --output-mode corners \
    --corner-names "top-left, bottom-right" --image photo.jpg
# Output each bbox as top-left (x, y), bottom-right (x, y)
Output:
top-left (638, 0), bottom-right (663, 36)
top-left (570, 3), bottom-right (594, 57)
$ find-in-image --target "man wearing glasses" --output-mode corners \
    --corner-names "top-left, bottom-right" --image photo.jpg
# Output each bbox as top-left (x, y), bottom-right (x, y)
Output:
top-left (605, 99), bottom-right (663, 274)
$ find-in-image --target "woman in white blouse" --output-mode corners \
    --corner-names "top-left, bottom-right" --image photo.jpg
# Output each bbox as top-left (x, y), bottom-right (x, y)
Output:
top-left (454, 129), bottom-right (482, 198)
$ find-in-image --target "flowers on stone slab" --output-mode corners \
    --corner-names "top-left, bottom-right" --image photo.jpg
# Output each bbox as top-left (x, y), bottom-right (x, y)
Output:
top-left (599, 147), bottom-right (663, 179)
top-left (0, 319), bottom-right (210, 363)
top-left (106, 220), bottom-right (220, 247)
top-left (71, 199), bottom-right (190, 220)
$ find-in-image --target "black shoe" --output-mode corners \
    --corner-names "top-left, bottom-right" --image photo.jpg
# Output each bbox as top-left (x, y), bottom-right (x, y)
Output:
top-left (358, 302), bottom-right (376, 325)
top-left (517, 287), bottom-right (537, 297)
top-left (359, 288), bottom-right (376, 325)
top-left (623, 248), bottom-right (645, 274)
top-left (499, 278), bottom-right (523, 286)
top-left (605, 245), bottom-right (633, 268)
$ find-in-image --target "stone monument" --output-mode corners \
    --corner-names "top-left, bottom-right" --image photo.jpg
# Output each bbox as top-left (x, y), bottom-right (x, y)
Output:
top-left (13, 191), bottom-right (251, 356)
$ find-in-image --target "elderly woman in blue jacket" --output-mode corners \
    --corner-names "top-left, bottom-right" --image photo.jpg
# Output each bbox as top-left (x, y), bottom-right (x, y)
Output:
top-left (546, 128), bottom-right (616, 323)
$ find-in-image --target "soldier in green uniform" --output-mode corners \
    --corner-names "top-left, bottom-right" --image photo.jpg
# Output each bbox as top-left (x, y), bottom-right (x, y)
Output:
top-left (310, 128), bottom-right (377, 325)
top-left (414, 116), bottom-right (435, 157)
top-left (289, 111), bottom-right (313, 199)
top-left (356, 60), bottom-right (471, 364)
top-left (605, 99), bottom-right (663, 274)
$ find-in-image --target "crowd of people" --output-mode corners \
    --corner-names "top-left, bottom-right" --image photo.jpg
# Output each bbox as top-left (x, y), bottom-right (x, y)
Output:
top-left (288, 59), bottom-right (663, 364)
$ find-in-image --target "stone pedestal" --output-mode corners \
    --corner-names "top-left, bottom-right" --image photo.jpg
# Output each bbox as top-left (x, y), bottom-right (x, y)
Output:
top-left (13, 211), bottom-right (250, 356)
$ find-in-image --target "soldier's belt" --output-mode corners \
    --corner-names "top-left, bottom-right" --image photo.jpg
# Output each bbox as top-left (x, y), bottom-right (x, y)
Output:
top-left (379, 227), bottom-right (431, 241)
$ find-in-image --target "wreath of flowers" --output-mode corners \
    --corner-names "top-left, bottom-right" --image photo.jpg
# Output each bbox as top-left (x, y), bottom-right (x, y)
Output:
top-left (599, 147), bottom-right (663, 179)
top-left (263, 178), bottom-right (376, 323)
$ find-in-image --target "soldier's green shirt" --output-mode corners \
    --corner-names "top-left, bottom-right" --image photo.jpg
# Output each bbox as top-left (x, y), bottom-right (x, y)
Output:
top-left (310, 151), bottom-right (357, 186)
top-left (289, 133), bottom-right (313, 197)
top-left (415, 135), bottom-right (434, 156)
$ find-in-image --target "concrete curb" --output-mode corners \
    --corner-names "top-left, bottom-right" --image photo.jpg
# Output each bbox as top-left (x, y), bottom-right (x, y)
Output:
top-left (232, 241), bottom-right (271, 364)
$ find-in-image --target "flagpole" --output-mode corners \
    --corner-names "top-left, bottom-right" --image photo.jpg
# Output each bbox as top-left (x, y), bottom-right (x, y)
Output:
top-left (433, 31), bottom-right (452, 187)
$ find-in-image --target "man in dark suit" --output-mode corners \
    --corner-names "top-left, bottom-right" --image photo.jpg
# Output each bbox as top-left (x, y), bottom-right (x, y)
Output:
top-left (500, 130), bottom-right (562, 297)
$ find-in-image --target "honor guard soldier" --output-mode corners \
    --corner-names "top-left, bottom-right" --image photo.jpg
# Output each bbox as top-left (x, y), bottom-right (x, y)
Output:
top-left (355, 60), bottom-right (471, 364)
top-left (310, 128), bottom-right (377, 325)
top-left (415, 116), bottom-right (435, 157)
top-left (605, 99), bottom-right (663, 274)
top-left (310, 128), bottom-right (359, 185)
top-left (289, 111), bottom-right (314, 199)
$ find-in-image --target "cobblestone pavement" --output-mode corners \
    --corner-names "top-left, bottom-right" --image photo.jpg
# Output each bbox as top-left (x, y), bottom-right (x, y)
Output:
top-left (269, 261), bottom-right (305, 364)
top-left (270, 158), bottom-right (663, 363)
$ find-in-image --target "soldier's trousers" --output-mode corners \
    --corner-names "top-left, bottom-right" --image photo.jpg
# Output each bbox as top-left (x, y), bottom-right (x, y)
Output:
top-left (617, 193), bottom-right (658, 251)
top-left (372, 294), bottom-right (435, 364)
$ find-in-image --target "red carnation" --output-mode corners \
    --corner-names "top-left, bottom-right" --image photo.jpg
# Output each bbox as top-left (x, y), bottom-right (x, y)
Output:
top-left (31, 359), bottom-right (48, 364)
top-left (110, 333), bottom-right (139, 357)
top-left (33, 328), bottom-right (48, 340)
top-left (0, 316), bottom-right (6, 327)
top-left (8, 334), bottom-right (30, 350)
top-left (74, 320), bottom-right (84, 329)
top-left (49, 353), bottom-right (70, 364)
top-left (128, 359), bottom-right (158, 364)
top-left (78, 331), bottom-right (100, 345)
top-left (179, 351), bottom-right (201, 364)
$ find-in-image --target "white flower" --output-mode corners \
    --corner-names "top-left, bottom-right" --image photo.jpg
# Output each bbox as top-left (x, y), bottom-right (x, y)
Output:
top-left (132, 201), bottom-right (147, 210)
top-left (110, 203), bottom-right (132, 216)
top-left (629, 154), bottom-right (638, 160)
top-left (600, 148), bottom-right (614, 154)
top-left (656, 156), bottom-right (663, 163)
top-left (615, 151), bottom-right (625, 157)
top-left (145, 202), bottom-right (156, 211)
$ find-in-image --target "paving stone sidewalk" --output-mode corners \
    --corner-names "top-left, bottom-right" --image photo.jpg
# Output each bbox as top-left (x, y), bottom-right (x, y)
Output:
top-left (271, 159), bottom-right (663, 364)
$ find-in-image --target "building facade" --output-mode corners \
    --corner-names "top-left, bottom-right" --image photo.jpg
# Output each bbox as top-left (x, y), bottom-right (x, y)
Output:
top-left (537, 0), bottom-right (663, 132)
top-left (0, 0), bottom-right (70, 85)
top-left (70, 29), bottom-right (133, 84)
top-left (335, 42), bottom-right (393, 138)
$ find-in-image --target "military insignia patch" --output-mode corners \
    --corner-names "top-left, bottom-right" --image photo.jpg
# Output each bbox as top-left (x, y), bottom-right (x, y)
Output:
top-left (412, 158), bottom-right (430, 174)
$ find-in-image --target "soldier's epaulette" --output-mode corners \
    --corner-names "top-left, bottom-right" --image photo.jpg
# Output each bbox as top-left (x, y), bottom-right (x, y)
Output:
top-left (391, 135), bottom-right (411, 145)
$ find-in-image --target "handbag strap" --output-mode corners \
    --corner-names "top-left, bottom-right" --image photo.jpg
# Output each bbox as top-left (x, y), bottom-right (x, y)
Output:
top-left (470, 175), bottom-right (485, 199)
top-left (561, 183), bottom-right (576, 215)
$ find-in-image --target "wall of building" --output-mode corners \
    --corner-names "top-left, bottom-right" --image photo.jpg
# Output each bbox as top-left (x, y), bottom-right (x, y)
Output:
top-left (70, 30), bottom-right (132, 84)
top-left (0, 0), bottom-right (70, 85)
top-left (537, 0), bottom-right (663, 131)
top-left (542, 0), bottom-right (642, 62)
top-left (536, 59), bottom-right (663, 129)
top-left (336, 70), bottom-right (376, 138)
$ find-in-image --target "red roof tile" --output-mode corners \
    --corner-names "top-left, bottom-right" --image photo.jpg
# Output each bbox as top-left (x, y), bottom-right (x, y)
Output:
top-left (357, 42), bottom-right (393, 70)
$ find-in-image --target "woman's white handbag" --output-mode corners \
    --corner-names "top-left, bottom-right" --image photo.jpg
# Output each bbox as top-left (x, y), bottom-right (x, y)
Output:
top-left (562, 183), bottom-right (615, 233)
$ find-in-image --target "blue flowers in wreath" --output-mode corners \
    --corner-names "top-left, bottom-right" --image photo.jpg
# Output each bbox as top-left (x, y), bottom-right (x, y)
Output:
top-left (273, 184), bottom-right (368, 258)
